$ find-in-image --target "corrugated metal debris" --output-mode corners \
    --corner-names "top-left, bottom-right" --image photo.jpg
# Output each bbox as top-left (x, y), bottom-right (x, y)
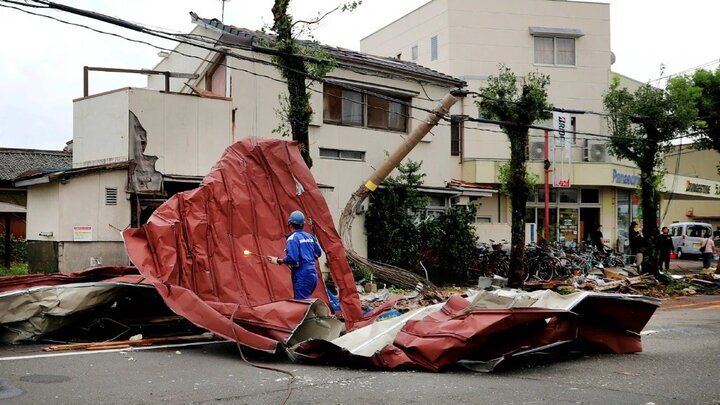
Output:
top-left (0, 138), bottom-right (661, 372)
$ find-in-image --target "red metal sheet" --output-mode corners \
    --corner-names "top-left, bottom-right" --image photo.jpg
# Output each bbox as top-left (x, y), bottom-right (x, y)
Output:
top-left (0, 266), bottom-right (144, 293)
top-left (371, 295), bottom-right (578, 371)
top-left (292, 292), bottom-right (659, 372)
top-left (122, 138), bottom-right (366, 352)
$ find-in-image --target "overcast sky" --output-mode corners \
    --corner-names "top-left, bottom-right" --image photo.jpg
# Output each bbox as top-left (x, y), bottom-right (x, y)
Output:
top-left (0, 0), bottom-right (718, 150)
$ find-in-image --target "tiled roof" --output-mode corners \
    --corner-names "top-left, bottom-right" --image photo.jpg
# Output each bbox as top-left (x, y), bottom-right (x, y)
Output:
top-left (0, 148), bottom-right (72, 181)
top-left (190, 12), bottom-right (465, 87)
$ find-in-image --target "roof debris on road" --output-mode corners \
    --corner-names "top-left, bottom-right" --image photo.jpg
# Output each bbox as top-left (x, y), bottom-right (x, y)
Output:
top-left (0, 139), bottom-right (664, 372)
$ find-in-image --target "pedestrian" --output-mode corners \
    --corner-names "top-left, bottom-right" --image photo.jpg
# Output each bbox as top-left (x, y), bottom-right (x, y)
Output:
top-left (656, 226), bottom-right (673, 272)
top-left (700, 230), bottom-right (716, 272)
top-left (267, 210), bottom-right (322, 300)
top-left (629, 221), bottom-right (644, 272)
top-left (713, 226), bottom-right (720, 243)
top-left (589, 224), bottom-right (605, 253)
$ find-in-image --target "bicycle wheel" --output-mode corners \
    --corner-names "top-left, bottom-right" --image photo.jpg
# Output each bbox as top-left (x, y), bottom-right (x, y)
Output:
top-left (536, 259), bottom-right (554, 282)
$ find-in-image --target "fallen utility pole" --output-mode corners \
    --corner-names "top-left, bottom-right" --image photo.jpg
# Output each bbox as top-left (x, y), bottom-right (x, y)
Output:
top-left (339, 93), bottom-right (459, 299)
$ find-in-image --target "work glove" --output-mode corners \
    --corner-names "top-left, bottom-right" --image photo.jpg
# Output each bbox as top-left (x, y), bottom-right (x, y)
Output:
top-left (268, 256), bottom-right (280, 265)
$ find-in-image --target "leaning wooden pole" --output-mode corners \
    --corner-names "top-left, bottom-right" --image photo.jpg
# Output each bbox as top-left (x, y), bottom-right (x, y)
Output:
top-left (339, 93), bottom-right (459, 299)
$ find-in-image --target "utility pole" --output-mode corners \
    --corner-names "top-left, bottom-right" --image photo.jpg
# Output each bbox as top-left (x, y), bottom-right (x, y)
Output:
top-left (543, 130), bottom-right (551, 240)
top-left (219, 0), bottom-right (230, 22)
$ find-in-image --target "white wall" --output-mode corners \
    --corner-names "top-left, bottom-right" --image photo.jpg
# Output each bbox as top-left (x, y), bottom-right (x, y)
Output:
top-left (128, 89), bottom-right (233, 176)
top-left (26, 183), bottom-right (60, 242)
top-left (57, 170), bottom-right (130, 242)
top-left (362, 0), bottom-right (612, 163)
top-left (73, 88), bottom-right (233, 177)
top-left (73, 90), bottom-right (130, 168)
top-left (27, 170), bottom-right (130, 243)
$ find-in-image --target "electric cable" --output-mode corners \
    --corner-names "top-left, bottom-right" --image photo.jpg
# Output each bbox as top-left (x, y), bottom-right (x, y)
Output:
top-left (1, 0), bottom-right (704, 145)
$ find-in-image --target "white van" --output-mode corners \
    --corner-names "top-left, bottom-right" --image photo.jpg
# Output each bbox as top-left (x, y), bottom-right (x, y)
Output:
top-left (669, 222), bottom-right (713, 258)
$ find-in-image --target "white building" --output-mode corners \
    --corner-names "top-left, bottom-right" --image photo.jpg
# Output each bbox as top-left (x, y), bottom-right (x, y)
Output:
top-left (19, 13), bottom-right (496, 273)
top-left (361, 0), bottom-right (720, 248)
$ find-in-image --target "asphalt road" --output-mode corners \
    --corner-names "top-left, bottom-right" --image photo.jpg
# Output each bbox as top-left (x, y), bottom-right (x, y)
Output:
top-left (1, 295), bottom-right (719, 405)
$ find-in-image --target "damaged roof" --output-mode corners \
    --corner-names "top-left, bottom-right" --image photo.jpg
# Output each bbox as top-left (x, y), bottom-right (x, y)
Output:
top-left (0, 148), bottom-right (71, 182)
top-left (189, 12), bottom-right (466, 88)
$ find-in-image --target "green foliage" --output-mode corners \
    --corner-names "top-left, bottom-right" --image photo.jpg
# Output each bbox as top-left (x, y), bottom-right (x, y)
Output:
top-left (604, 76), bottom-right (698, 168)
top-left (475, 65), bottom-right (553, 288)
top-left (0, 262), bottom-right (28, 277)
top-left (365, 160), bottom-right (478, 285)
top-left (269, 1), bottom-right (360, 168)
top-left (604, 76), bottom-right (698, 274)
top-left (0, 236), bottom-right (27, 262)
top-left (349, 261), bottom-right (373, 282)
top-left (365, 160), bottom-right (427, 268)
top-left (419, 205), bottom-right (478, 285)
top-left (669, 67), bottom-right (720, 172)
top-left (664, 279), bottom-right (694, 296)
top-left (497, 161), bottom-right (538, 195)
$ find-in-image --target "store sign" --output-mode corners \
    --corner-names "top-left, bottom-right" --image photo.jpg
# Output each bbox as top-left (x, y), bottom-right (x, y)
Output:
top-left (552, 112), bottom-right (573, 187)
top-left (685, 181), bottom-right (711, 194)
top-left (612, 169), bottom-right (640, 186)
top-left (73, 225), bottom-right (93, 242)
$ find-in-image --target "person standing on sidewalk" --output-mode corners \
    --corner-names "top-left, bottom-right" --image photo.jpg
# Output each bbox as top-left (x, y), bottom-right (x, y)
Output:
top-left (700, 230), bottom-right (716, 272)
top-left (656, 226), bottom-right (673, 272)
top-left (629, 221), bottom-right (644, 272)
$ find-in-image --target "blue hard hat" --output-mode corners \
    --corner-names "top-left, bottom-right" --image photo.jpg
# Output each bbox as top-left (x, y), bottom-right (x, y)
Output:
top-left (288, 210), bottom-right (305, 226)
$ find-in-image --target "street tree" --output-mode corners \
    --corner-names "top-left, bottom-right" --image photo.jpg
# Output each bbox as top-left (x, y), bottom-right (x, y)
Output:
top-left (669, 67), bottom-right (720, 173)
top-left (476, 66), bottom-right (552, 288)
top-left (270, 1), bottom-right (360, 168)
top-left (603, 76), bottom-right (698, 275)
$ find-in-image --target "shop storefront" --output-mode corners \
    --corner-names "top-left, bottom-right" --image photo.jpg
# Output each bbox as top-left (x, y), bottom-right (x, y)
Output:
top-left (525, 187), bottom-right (602, 247)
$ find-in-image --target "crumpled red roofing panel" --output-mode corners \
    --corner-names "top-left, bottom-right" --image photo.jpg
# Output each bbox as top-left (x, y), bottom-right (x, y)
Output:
top-left (122, 138), bottom-right (365, 352)
top-left (0, 266), bottom-right (145, 293)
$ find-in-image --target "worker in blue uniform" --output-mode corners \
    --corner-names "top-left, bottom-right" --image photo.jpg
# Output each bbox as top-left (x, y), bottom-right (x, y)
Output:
top-left (268, 210), bottom-right (322, 299)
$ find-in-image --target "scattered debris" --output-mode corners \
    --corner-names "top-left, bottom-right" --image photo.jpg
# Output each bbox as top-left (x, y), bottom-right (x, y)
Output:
top-left (0, 139), bottom-right (668, 374)
top-left (42, 333), bottom-right (215, 352)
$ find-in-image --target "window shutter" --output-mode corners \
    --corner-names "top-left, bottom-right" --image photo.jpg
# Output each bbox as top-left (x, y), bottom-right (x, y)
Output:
top-left (105, 187), bottom-right (118, 205)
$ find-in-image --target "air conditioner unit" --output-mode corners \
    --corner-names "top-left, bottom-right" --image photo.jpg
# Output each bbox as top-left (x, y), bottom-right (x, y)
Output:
top-left (529, 141), bottom-right (545, 160)
top-left (585, 140), bottom-right (608, 162)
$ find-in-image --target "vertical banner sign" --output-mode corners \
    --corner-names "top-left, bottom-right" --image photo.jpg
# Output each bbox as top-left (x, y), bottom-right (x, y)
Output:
top-left (552, 112), bottom-right (573, 187)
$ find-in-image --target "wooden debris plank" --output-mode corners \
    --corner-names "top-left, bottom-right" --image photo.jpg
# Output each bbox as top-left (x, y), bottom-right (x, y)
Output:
top-left (43, 333), bottom-right (215, 352)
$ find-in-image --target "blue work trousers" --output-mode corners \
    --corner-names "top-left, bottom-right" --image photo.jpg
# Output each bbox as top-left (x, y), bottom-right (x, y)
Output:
top-left (291, 264), bottom-right (318, 300)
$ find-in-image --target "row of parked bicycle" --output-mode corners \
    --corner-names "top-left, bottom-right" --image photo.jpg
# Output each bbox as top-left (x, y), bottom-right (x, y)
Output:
top-left (472, 240), bottom-right (627, 282)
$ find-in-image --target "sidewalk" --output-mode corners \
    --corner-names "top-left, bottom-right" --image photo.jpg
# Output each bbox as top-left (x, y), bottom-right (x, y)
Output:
top-left (669, 258), bottom-right (708, 274)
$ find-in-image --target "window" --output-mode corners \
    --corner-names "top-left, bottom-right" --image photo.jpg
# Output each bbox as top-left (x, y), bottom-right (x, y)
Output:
top-left (416, 194), bottom-right (447, 220)
top-left (580, 189), bottom-right (599, 204)
top-left (450, 116), bottom-right (462, 156)
top-left (411, 45), bottom-right (418, 61)
top-left (323, 84), bottom-right (409, 132)
top-left (534, 36), bottom-right (575, 66)
top-left (319, 148), bottom-right (365, 161)
top-left (430, 35), bottom-right (438, 61)
top-left (558, 189), bottom-right (578, 203)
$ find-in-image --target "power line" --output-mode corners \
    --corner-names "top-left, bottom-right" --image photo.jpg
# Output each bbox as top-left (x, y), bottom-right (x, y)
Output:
top-left (1, 0), bottom-right (704, 146)
top-left (649, 58), bottom-right (720, 83)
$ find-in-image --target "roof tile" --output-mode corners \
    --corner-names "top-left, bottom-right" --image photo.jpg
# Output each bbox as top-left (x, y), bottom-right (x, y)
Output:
top-left (0, 148), bottom-right (72, 181)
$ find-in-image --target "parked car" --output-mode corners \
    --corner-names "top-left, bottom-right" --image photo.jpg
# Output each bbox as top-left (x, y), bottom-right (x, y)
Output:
top-left (669, 222), bottom-right (713, 259)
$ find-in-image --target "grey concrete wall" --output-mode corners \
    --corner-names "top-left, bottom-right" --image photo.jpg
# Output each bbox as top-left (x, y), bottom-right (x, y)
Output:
top-left (58, 242), bottom-right (129, 274)
top-left (27, 240), bottom-right (59, 273)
